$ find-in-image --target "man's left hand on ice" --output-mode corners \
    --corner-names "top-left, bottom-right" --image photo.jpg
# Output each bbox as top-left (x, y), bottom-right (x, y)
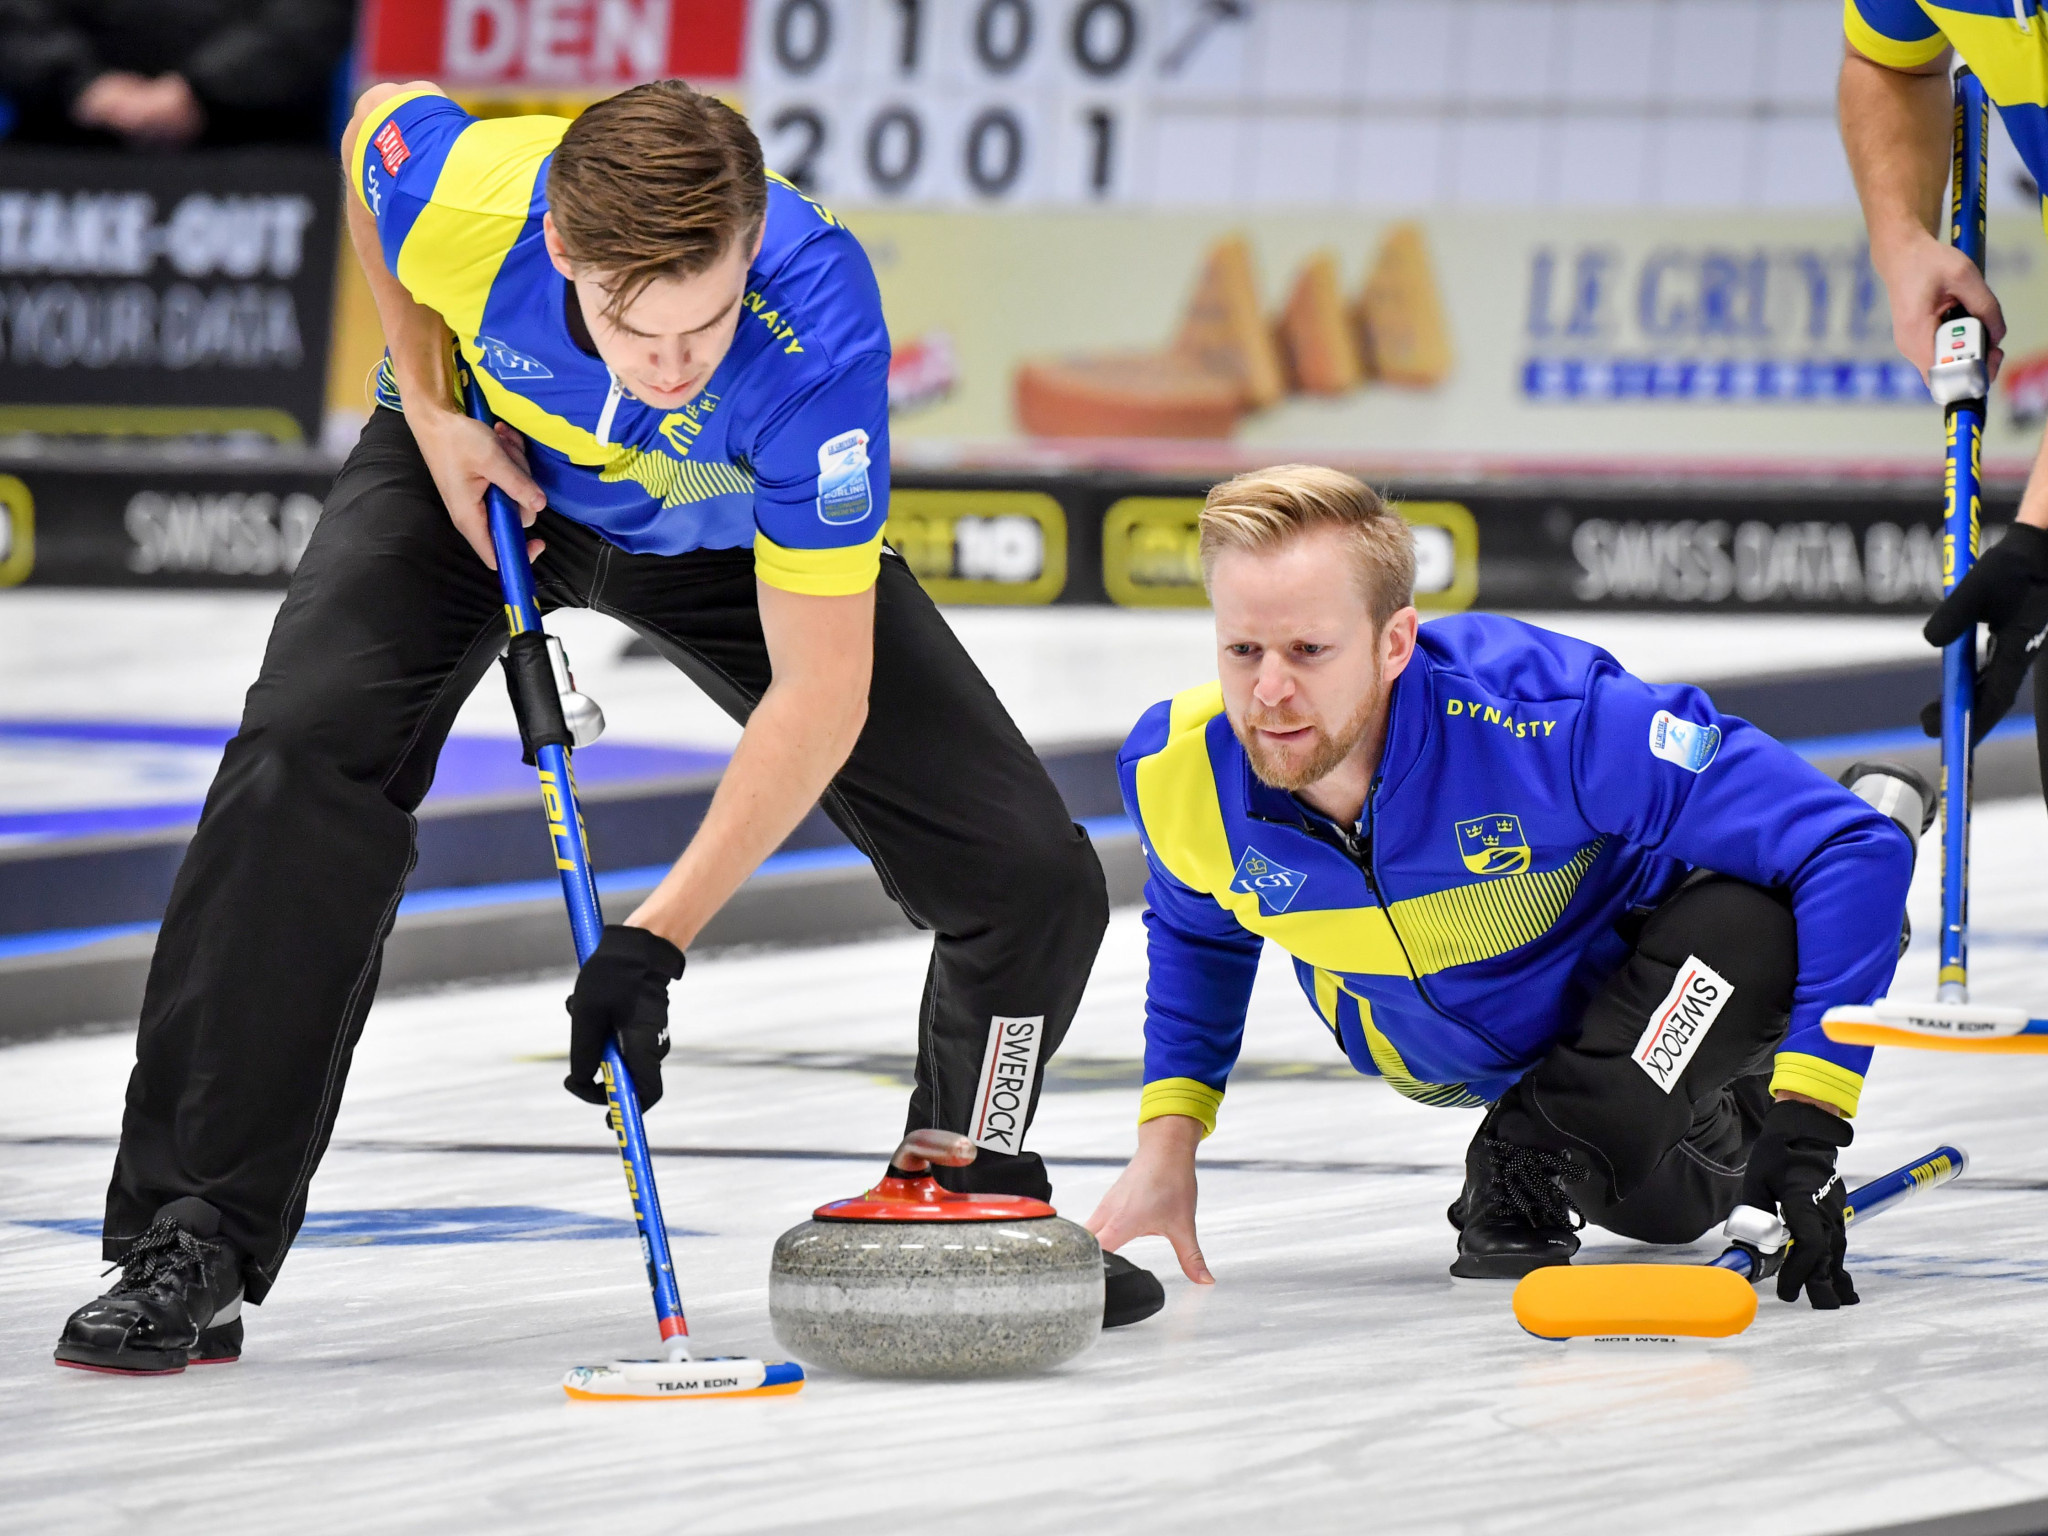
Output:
top-left (1742, 1100), bottom-right (1859, 1311)
top-left (564, 924), bottom-right (685, 1109)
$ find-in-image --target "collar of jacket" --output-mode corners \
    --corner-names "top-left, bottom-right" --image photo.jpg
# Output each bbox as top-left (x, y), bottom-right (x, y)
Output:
top-left (1233, 641), bottom-right (1435, 830)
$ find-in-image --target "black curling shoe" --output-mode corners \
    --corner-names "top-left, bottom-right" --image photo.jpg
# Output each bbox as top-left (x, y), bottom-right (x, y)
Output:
top-left (1103, 1251), bottom-right (1165, 1327)
top-left (1447, 1135), bottom-right (1584, 1280)
top-left (55, 1197), bottom-right (245, 1375)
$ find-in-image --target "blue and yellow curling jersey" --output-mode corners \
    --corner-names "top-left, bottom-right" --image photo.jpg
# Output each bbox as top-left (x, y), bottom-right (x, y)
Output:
top-left (1119, 614), bottom-right (1915, 1135)
top-left (1848, 0), bottom-right (2048, 223)
top-left (349, 88), bottom-right (890, 596)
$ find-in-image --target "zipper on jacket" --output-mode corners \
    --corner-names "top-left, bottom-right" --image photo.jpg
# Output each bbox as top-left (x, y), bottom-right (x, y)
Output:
top-left (1297, 782), bottom-right (1466, 1025)
top-left (594, 370), bottom-right (625, 446)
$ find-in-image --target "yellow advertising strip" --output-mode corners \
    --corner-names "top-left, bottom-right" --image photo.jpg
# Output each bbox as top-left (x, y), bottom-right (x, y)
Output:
top-left (1101, 496), bottom-right (1478, 612)
top-left (0, 406), bottom-right (303, 443)
top-left (0, 475), bottom-right (33, 586)
top-left (1103, 496), bottom-right (1207, 608)
top-left (884, 488), bottom-right (1067, 604)
top-left (1396, 500), bottom-right (1480, 613)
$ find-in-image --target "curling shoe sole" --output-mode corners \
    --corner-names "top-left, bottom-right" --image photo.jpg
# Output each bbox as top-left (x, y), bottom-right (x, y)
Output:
top-left (54, 1314), bottom-right (242, 1375)
top-left (1448, 1246), bottom-right (1576, 1281)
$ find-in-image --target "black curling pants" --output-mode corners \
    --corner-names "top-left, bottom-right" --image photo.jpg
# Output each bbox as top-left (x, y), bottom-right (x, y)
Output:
top-left (1489, 874), bottom-right (1797, 1245)
top-left (102, 409), bottom-right (1109, 1300)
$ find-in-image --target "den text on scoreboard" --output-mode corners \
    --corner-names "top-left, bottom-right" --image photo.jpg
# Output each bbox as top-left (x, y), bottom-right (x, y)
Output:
top-left (360, 0), bottom-right (745, 93)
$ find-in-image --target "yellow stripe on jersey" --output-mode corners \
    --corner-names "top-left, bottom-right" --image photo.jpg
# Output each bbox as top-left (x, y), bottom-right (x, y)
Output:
top-left (1392, 840), bottom-right (1606, 973)
top-left (1138, 1077), bottom-right (1224, 1137)
top-left (396, 115), bottom-right (570, 345)
top-left (601, 448), bottom-right (755, 509)
top-left (348, 85), bottom-right (446, 215)
top-left (1925, 6), bottom-right (2048, 106)
top-left (753, 530), bottom-right (883, 596)
top-left (1357, 1001), bottom-right (1487, 1108)
top-left (1168, 679), bottom-right (1225, 741)
top-left (1134, 682), bottom-right (1604, 978)
top-left (1842, 0), bottom-right (1950, 69)
top-left (1311, 968), bottom-right (1487, 1108)
top-left (1770, 1051), bottom-right (1866, 1117)
top-left (1312, 967), bottom-right (1342, 1038)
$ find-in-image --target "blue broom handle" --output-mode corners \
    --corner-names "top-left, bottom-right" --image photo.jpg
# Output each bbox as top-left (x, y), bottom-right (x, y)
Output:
top-left (1712, 1144), bottom-right (1968, 1277)
top-left (1940, 67), bottom-right (1988, 1003)
top-left (1844, 1144), bottom-right (1968, 1227)
top-left (469, 378), bottom-right (692, 1348)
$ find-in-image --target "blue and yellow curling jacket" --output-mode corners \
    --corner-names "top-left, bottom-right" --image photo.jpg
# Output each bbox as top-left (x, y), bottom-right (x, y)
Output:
top-left (1120, 614), bottom-right (1914, 1134)
top-left (349, 88), bottom-right (890, 597)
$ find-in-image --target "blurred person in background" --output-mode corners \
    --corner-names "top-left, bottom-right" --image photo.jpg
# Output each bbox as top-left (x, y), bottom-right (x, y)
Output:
top-left (1841, 3), bottom-right (2048, 779)
top-left (0, 0), bottom-right (356, 149)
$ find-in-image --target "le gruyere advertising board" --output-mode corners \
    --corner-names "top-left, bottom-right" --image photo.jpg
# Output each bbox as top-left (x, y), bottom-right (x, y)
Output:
top-left (856, 208), bottom-right (2047, 466)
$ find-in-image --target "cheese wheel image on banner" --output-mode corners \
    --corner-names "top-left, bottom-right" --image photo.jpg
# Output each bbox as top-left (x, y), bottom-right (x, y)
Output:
top-left (1014, 354), bottom-right (1243, 439)
top-left (1276, 250), bottom-right (1366, 397)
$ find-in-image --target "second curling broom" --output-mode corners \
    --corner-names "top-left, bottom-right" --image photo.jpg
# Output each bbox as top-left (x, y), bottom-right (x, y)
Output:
top-left (1510, 75), bottom-right (1992, 1340)
top-left (1823, 67), bottom-right (2048, 1055)
top-left (1512, 1146), bottom-right (1968, 1342)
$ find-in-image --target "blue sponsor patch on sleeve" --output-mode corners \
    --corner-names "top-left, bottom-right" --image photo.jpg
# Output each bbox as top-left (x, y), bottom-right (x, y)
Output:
top-left (1648, 710), bottom-right (1721, 773)
top-left (477, 334), bottom-right (553, 380)
top-left (816, 428), bottom-right (872, 524)
top-left (1230, 845), bottom-right (1309, 915)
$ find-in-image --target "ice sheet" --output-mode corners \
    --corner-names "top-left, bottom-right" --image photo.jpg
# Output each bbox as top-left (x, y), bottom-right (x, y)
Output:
top-left (4, 799), bottom-right (2048, 1534)
top-left (0, 590), bottom-right (1935, 755)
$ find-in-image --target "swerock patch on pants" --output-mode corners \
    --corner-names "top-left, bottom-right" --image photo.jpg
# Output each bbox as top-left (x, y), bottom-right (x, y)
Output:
top-left (970, 1015), bottom-right (1045, 1153)
top-left (1633, 956), bottom-right (1733, 1093)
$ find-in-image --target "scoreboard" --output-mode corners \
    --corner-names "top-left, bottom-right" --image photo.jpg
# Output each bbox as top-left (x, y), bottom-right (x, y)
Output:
top-left (743, 0), bottom-right (1250, 207)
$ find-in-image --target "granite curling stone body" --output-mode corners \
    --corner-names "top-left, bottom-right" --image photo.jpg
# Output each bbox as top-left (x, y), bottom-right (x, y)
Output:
top-left (769, 1130), bottom-right (1103, 1379)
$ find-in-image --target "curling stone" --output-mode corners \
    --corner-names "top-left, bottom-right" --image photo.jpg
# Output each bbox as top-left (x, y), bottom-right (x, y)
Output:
top-left (769, 1130), bottom-right (1102, 1379)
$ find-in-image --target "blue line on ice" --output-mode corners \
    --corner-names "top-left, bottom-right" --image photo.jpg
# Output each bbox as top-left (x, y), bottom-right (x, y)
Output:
top-left (14, 1206), bottom-right (681, 1246)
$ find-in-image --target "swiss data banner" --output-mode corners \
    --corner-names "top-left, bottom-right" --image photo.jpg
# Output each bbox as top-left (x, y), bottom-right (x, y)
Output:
top-left (0, 149), bottom-right (340, 444)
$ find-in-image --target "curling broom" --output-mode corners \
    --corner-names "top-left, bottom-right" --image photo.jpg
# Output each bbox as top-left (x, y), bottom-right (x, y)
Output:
top-left (1823, 69), bottom-right (2019, 1055)
top-left (466, 375), bottom-right (803, 1401)
top-left (1512, 1145), bottom-right (1966, 1342)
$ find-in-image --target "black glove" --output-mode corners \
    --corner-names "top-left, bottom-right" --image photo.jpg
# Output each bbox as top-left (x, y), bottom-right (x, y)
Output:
top-left (1741, 1100), bottom-right (1858, 1310)
top-left (564, 924), bottom-right (684, 1110)
top-left (1921, 521), bottom-right (2048, 743)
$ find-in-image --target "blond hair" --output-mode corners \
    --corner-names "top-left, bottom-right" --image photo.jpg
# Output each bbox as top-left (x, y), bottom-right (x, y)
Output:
top-left (1199, 464), bottom-right (1415, 628)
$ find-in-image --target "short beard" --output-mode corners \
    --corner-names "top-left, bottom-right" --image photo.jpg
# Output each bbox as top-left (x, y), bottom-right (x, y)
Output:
top-left (1233, 685), bottom-right (1381, 794)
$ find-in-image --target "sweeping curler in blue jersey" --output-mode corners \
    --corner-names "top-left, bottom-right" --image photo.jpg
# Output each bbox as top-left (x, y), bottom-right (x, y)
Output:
top-left (464, 375), bottom-right (803, 1401)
